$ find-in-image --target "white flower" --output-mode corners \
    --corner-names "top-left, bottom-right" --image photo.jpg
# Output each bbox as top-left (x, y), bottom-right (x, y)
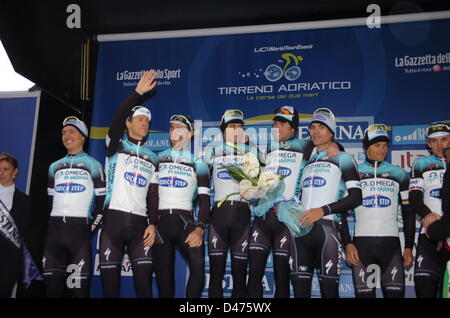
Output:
top-left (242, 152), bottom-right (260, 179)
top-left (239, 179), bottom-right (261, 200)
top-left (257, 172), bottom-right (280, 192)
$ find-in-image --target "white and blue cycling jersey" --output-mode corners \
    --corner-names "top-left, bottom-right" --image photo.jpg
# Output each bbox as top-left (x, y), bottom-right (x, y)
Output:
top-left (355, 159), bottom-right (410, 238)
top-left (104, 135), bottom-right (158, 217)
top-left (48, 151), bottom-right (106, 219)
top-left (409, 154), bottom-right (447, 234)
top-left (261, 137), bottom-right (314, 200)
top-left (204, 142), bottom-right (257, 203)
top-left (157, 148), bottom-right (210, 212)
top-left (300, 148), bottom-right (362, 222)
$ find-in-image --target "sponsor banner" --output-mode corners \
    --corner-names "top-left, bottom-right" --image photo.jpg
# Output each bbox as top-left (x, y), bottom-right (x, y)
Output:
top-left (391, 150), bottom-right (430, 172)
top-left (200, 120), bottom-right (371, 148)
top-left (392, 125), bottom-right (428, 145)
top-left (394, 52), bottom-right (450, 73)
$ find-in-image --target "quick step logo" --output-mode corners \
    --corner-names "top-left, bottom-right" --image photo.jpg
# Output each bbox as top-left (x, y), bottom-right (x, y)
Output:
top-left (217, 170), bottom-right (232, 180)
top-left (362, 195), bottom-right (391, 208)
top-left (159, 176), bottom-right (188, 188)
top-left (303, 176), bottom-right (326, 188)
top-left (276, 166), bottom-right (292, 177)
top-left (430, 188), bottom-right (441, 199)
top-left (55, 183), bottom-right (85, 193)
top-left (124, 172), bottom-right (147, 187)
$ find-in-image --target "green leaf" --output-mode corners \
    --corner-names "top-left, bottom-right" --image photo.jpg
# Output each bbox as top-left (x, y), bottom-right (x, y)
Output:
top-left (217, 192), bottom-right (240, 208)
top-left (221, 165), bottom-right (248, 182)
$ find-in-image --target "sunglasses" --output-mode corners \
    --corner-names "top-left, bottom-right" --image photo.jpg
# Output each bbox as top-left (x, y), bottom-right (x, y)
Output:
top-left (63, 116), bottom-right (82, 125)
top-left (367, 124), bottom-right (389, 132)
top-left (170, 114), bottom-right (193, 131)
top-left (221, 109), bottom-right (244, 125)
top-left (224, 109), bottom-right (244, 118)
top-left (276, 106), bottom-right (294, 115)
top-left (314, 107), bottom-right (334, 118)
top-left (426, 122), bottom-right (450, 136)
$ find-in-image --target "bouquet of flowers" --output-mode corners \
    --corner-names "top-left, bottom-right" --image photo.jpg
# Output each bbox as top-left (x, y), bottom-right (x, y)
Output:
top-left (217, 152), bottom-right (274, 205)
top-left (277, 199), bottom-right (312, 238)
top-left (219, 152), bottom-right (311, 238)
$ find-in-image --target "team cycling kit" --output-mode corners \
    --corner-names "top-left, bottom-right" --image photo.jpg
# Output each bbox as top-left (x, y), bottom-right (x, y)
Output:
top-left (205, 141), bottom-right (255, 298)
top-left (99, 91), bottom-right (159, 298)
top-left (409, 154), bottom-right (447, 298)
top-left (289, 147), bottom-right (362, 298)
top-left (152, 147), bottom-right (210, 298)
top-left (44, 151), bottom-right (106, 297)
top-left (247, 137), bottom-right (314, 298)
top-left (340, 159), bottom-right (415, 298)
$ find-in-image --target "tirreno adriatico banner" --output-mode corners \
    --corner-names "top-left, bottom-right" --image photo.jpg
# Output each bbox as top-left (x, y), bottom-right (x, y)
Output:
top-left (89, 13), bottom-right (450, 297)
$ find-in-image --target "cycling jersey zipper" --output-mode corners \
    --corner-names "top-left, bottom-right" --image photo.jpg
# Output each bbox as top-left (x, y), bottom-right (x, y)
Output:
top-left (132, 141), bottom-right (141, 213)
top-left (374, 161), bottom-right (378, 209)
top-left (306, 149), bottom-right (322, 212)
top-left (64, 154), bottom-right (75, 222)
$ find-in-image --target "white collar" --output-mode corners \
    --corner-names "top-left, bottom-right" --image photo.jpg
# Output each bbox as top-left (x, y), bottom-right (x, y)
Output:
top-left (0, 183), bottom-right (15, 192)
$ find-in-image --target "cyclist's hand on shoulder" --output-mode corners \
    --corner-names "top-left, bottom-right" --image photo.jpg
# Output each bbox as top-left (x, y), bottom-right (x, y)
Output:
top-left (326, 142), bottom-right (340, 158)
top-left (422, 212), bottom-right (441, 228)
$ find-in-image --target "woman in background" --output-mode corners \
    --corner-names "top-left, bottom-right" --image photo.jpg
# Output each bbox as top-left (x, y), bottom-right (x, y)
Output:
top-left (0, 152), bottom-right (32, 297)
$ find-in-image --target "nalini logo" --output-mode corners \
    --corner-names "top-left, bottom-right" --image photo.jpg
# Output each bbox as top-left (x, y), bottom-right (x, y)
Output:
top-left (159, 177), bottom-right (188, 188)
top-left (55, 183), bottom-right (85, 193)
top-left (429, 188), bottom-right (441, 199)
top-left (277, 167), bottom-right (292, 177)
top-left (303, 176), bottom-right (326, 188)
top-left (217, 170), bottom-right (231, 180)
top-left (124, 172), bottom-right (147, 187)
top-left (362, 195), bottom-right (391, 208)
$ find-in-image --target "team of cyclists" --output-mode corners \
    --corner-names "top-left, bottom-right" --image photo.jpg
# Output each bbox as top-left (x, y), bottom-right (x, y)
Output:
top-left (42, 70), bottom-right (450, 298)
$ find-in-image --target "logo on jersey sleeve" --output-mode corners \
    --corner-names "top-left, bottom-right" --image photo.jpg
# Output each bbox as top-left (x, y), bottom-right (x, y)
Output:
top-left (429, 188), bottom-right (441, 199)
top-left (55, 182), bottom-right (86, 193)
top-left (409, 178), bottom-right (423, 191)
top-left (124, 172), bottom-right (148, 187)
top-left (302, 176), bottom-right (326, 188)
top-left (362, 195), bottom-right (392, 208)
top-left (159, 176), bottom-right (188, 188)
